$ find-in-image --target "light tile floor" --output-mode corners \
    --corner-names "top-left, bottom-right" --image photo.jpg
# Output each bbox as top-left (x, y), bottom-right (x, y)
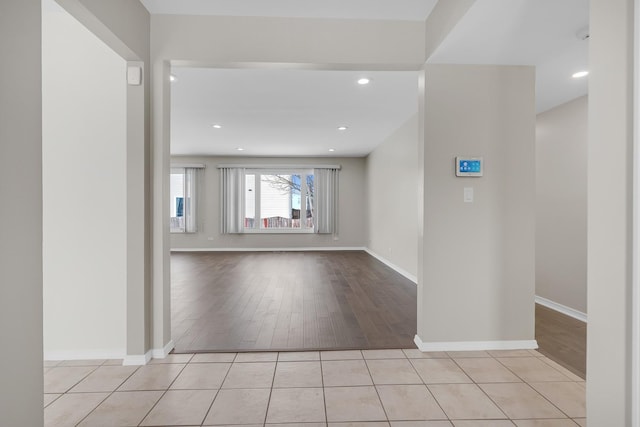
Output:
top-left (43, 349), bottom-right (586, 427)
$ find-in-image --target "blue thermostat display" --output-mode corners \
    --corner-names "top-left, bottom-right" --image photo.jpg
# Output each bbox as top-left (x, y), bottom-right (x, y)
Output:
top-left (456, 157), bottom-right (483, 177)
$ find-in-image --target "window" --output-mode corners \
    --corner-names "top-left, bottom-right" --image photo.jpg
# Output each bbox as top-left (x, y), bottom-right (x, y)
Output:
top-left (170, 167), bottom-right (198, 233)
top-left (244, 170), bottom-right (315, 232)
top-left (220, 165), bottom-right (339, 235)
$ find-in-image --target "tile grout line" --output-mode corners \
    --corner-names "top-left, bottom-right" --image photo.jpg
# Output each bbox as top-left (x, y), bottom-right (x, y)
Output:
top-left (71, 363), bottom-right (142, 426)
top-left (72, 393), bottom-right (111, 427)
top-left (362, 355), bottom-right (391, 424)
top-left (198, 355), bottom-right (235, 427)
top-left (445, 355), bottom-right (511, 422)
top-left (494, 354), bottom-right (578, 382)
top-left (260, 353), bottom-right (279, 426)
top-left (475, 354), bottom-right (575, 423)
top-left (319, 350), bottom-right (329, 426)
top-left (464, 355), bottom-right (529, 423)
top-left (407, 355), bottom-right (453, 424)
top-left (55, 364), bottom-right (102, 394)
top-left (134, 360), bottom-right (191, 427)
top-left (520, 381), bottom-right (578, 421)
top-left (493, 356), bottom-right (542, 384)
top-left (493, 350), bottom-right (582, 415)
top-left (43, 363), bottom-right (102, 425)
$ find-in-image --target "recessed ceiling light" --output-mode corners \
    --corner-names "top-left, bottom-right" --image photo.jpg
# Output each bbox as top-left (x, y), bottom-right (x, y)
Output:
top-left (169, 74), bottom-right (177, 82)
top-left (572, 71), bottom-right (589, 78)
top-left (337, 126), bottom-right (348, 131)
top-left (328, 148), bottom-right (335, 152)
top-left (357, 78), bottom-right (370, 85)
top-left (236, 147), bottom-right (244, 151)
top-left (212, 124), bottom-right (222, 129)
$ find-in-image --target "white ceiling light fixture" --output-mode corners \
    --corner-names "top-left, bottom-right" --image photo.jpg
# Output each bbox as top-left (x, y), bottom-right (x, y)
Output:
top-left (212, 124), bottom-right (222, 129)
top-left (337, 126), bottom-right (348, 131)
top-left (572, 71), bottom-right (589, 79)
top-left (236, 147), bottom-right (244, 151)
top-left (357, 78), bottom-right (370, 85)
top-left (328, 148), bottom-right (335, 152)
top-left (170, 74), bottom-right (177, 82)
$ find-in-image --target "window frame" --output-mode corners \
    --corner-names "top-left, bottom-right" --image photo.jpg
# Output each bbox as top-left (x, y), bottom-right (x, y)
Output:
top-left (170, 167), bottom-right (186, 233)
top-left (170, 166), bottom-right (200, 234)
top-left (244, 168), bottom-right (315, 234)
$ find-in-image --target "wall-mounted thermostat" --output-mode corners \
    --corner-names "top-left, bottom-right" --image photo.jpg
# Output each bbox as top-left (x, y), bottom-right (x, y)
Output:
top-left (455, 157), bottom-right (483, 177)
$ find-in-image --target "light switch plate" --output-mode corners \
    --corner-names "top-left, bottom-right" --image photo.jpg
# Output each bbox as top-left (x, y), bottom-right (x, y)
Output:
top-left (464, 187), bottom-right (474, 203)
top-left (127, 66), bottom-right (142, 86)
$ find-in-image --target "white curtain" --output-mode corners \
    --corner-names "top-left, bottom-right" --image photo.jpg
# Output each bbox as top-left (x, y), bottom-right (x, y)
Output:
top-left (184, 168), bottom-right (198, 233)
top-left (314, 167), bottom-right (339, 234)
top-left (220, 167), bottom-right (245, 233)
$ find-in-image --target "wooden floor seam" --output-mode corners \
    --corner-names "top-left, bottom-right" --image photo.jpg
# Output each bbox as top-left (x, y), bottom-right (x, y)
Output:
top-left (171, 250), bottom-right (586, 379)
top-left (171, 250), bottom-right (417, 353)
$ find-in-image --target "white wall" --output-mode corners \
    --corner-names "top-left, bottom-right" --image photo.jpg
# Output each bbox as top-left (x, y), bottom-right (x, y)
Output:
top-left (170, 156), bottom-right (367, 249)
top-left (0, 1), bottom-right (43, 424)
top-left (56, 0), bottom-right (152, 359)
top-left (152, 15), bottom-right (426, 67)
top-left (536, 96), bottom-right (588, 314)
top-left (417, 64), bottom-right (536, 347)
top-left (58, 0), bottom-right (150, 61)
top-left (587, 0), bottom-right (635, 423)
top-left (42, 5), bottom-right (127, 358)
top-left (366, 115), bottom-right (419, 280)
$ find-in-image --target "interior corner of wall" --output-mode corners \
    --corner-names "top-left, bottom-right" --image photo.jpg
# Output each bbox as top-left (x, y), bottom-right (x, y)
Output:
top-left (151, 339), bottom-right (175, 359)
top-left (122, 350), bottom-right (152, 366)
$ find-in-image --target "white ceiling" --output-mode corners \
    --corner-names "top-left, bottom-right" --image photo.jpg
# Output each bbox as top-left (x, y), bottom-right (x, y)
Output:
top-left (140, 0), bottom-right (439, 21)
top-left (155, 0), bottom-right (590, 157)
top-left (171, 68), bottom-right (419, 157)
top-left (429, 0), bottom-right (589, 113)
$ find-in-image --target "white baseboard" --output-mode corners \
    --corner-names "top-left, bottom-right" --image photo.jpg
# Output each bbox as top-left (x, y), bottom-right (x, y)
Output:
top-left (364, 248), bottom-right (417, 284)
top-left (171, 246), bottom-right (366, 252)
top-left (45, 341), bottom-right (176, 365)
top-left (44, 348), bottom-right (126, 361)
top-left (414, 335), bottom-right (538, 352)
top-left (123, 350), bottom-right (152, 366)
top-left (152, 340), bottom-right (175, 359)
top-left (535, 295), bottom-right (587, 323)
top-left (124, 340), bottom-right (174, 365)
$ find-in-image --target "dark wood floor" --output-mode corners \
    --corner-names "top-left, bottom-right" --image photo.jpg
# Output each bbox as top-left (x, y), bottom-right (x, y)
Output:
top-left (171, 251), bottom-right (587, 378)
top-left (171, 251), bottom-right (417, 352)
top-left (535, 303), bottom-right (586, 379)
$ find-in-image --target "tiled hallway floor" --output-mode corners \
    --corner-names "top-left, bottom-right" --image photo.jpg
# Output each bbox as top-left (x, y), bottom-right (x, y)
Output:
top-left (43, 349), bottom-right (586, 427)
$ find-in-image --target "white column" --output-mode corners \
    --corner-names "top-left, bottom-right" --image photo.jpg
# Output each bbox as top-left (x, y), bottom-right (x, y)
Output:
top-left (417, 64), bottom-right (536, 350)
top-left (126, 61), bottom-right (151, 361)
top-left (0, 0), bottom-right (44, 425)
top-left (587, 0), bottom-right (636, 424)
top-left (152, 59), bottom-right (173, 356)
